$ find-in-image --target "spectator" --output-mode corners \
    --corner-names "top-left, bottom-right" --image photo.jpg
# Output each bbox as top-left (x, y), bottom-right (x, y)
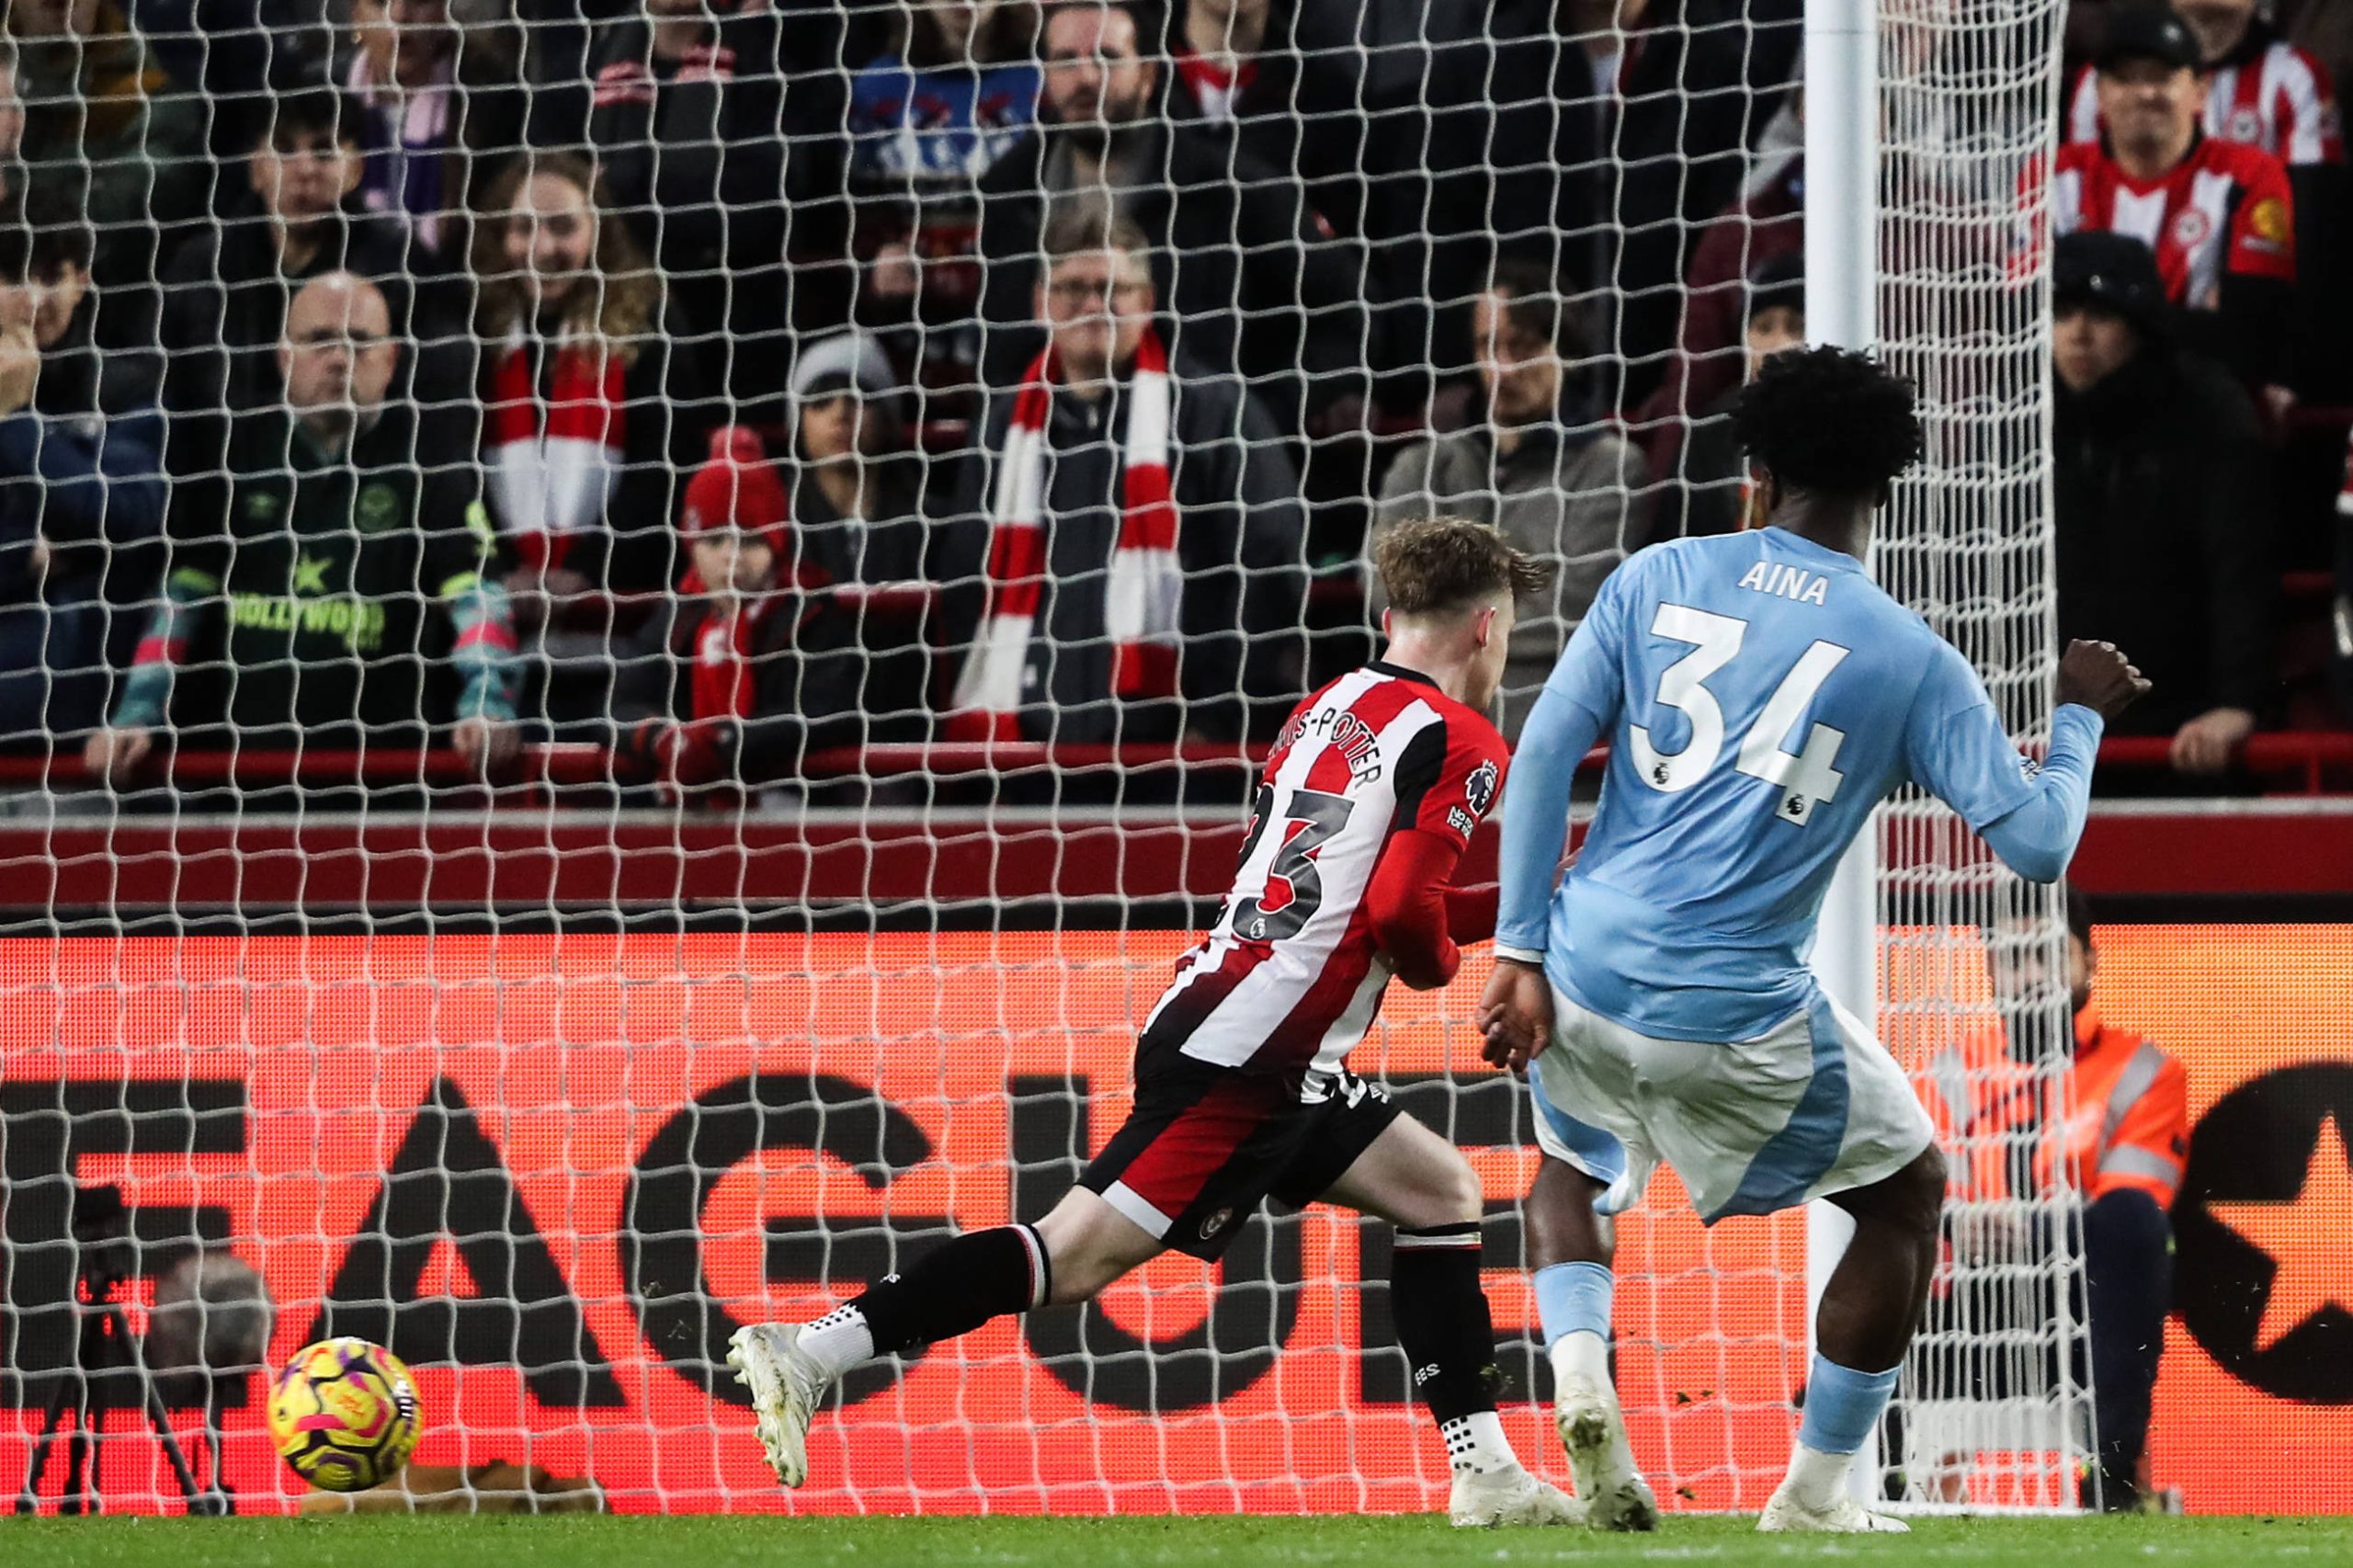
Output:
top-left (1984, 886), bottom-right (2188, 1511)
top-left (581, 0), bottom-right (792, 376)
top-left (2044, 4), bottom-right (2299, 393)
top-left (1665, 253), bottom-right (1805, 543)
top-left (154, 79), bottom-right (418, 478)
top-left (2071, 0), bottom-right (2347, 387)
top-left (784, 331), bottom-right (934, 731)
top-left (472, 152), bottom-right (713, 620)
top-left (2068, 0), bottom-right (2340, 168)
top-left (0, 213), bottom-right (165, 745)
top-left (973, 0), bottom-right (1369, 433)
top-left (6, 0), bottom-right (203, 296)
top-left (619, 431), bottom-right (867, 801)
top-left (938, 201), bottom-right (1305, 745)
top-left (2051, 231), bottom-right (2275, 775)
top-left (82, 272), bottom-right (519, 789)
top-left (844, 0), bottom-right (1040, 417)
top-left (1365, 256), bottom-right (1645, 734)
top-left (1631, 92), bottom-right (1805, 481)
top-left (1427, 0), bottom-right (1802, 411)
top-left (1164, 0), bottom-right (1369, 241)
top-left (346, 0), bottom-right (529, 278)
top-left (0, 44), bottom-right (25, 210)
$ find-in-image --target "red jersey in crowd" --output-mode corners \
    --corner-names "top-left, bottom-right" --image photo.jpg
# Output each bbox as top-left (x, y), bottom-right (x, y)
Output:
top-left (2064, 28), bottom-right (2343, 169)
top-left (1139, 661), bottom-right (1507, 1083)
top-left (2045, 134), bottom-right (2296, 308)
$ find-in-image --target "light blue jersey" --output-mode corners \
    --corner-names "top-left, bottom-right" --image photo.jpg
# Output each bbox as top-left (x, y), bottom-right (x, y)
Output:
top-left (1495, 527), bottom-right (2103, 1042)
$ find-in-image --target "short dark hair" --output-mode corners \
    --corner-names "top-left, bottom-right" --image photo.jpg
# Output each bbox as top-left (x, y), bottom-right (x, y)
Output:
top-left (1484, 252), bottom-right (1587, 359)
top-left (2063, 881), bottom-right (2095, 949)
top-left (0, 198), bottom-right (94, 285)
top-left (1733, 345), bottom-right (1924, 500)
top-left (1375, 517), bottom-right (1553, 617)
top-left (258, 79), bottom-right (363, 153)
top-left (1040, 194), bottom-right (1152, 267)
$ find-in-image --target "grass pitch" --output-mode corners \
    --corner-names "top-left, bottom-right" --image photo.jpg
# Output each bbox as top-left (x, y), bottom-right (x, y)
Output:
top-left (6, 1513), bottom-right (2352, 1568)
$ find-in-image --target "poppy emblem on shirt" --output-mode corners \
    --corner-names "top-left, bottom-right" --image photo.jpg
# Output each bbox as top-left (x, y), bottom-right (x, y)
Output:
top-left (1464, 760), bottom-right (1499, 816)
top-left (2248, 197), bottom-right (2290, 244)
top-left (2227, 107), bottom-right (2263, 143)
top-left (2171, 207), bottom-right (2214, 248)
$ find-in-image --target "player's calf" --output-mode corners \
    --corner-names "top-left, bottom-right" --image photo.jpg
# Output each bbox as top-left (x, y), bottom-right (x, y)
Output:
top-left (734, 1192), bottom-right (1157, 1488)
top-left (1761, 1144), bottom-right (1945, 1531)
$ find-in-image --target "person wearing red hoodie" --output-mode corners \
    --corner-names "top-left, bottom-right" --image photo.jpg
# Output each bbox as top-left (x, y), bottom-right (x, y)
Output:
top-left (620, 429), bottom-right (864, 800)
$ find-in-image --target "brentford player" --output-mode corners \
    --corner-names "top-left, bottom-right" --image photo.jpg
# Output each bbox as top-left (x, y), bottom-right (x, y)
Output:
top-left (2064, 0), bottom-right (2342, 172)
top-left (2043, 5), bottom-right (2297, 387)
top-left (731, 518), bottom-right (1583, 1528)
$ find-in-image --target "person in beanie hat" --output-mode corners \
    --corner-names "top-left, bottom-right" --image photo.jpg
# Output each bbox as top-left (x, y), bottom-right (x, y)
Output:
top-left (2050, 231), bottom-right (2277, 776)
top-left (620, 426), bottom-right (863, 800)
top-left (1656, 252), bottom-right (1809, 543)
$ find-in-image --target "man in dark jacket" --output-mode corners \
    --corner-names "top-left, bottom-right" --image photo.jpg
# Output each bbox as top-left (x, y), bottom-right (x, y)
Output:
top-left (972, 0), bottom-right (1368, 432)
top-left (83, 272), bottom-right (519, 790)
top-left (0, 215), bottom-right (166, 744)
top-left (2052, 230), bottom-right (2275, 775)
top-left (1419, 0), bottom-right (1802, 410)
top-left (938, 203), bottom-right (1306, 747)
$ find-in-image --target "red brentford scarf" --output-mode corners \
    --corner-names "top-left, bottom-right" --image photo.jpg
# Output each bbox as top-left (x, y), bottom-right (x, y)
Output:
top-left (948, 330), bottom-right (1182, 740)
top-left (1173, 45), bottom-right (1257, 120)
top-left (484, 327), bottom-right (627, 574)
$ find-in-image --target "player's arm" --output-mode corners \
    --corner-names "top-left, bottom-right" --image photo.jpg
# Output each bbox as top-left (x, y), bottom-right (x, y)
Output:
top-left (1368, 829), bottom-right (1475, 991)
top-left (1493, 569), bottom-right (1630, 968)
top-left (1905, 639), bottom-right (2148, 884)
top-left (1483, 573), bottom-right (1629, 1067)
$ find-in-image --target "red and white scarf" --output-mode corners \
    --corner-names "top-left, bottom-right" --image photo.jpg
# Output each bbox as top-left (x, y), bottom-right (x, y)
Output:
top-left (483, 327), bottom-right (627, 574)
top-left (948, 332), bottom-right (1182, 739)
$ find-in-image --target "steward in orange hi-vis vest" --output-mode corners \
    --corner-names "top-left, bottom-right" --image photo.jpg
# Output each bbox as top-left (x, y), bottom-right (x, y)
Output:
top-left (2039, 1004), bottom-right (2190, 1208)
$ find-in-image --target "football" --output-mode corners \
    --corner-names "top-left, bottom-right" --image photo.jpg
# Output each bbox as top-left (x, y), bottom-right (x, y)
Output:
top-left (266, 1337), bottom-right (423, 1492)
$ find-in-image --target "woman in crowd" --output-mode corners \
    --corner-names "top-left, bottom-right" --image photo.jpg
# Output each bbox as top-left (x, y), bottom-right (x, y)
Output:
top-left (472, 151), bottom-right (712, 722)
top-left (785, 330), bottom-right (932, 734)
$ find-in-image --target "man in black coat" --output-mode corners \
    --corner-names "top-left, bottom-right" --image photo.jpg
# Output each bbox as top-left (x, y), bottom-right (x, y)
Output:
top-left (972, 0), bottom-right (1369, 433)
top-left (938, 204), bottom-right (1307, 747)
top-left (1416, 0), bottom-right (1801, 411)
top-left (2052, 230), bottom-right (2277, 776)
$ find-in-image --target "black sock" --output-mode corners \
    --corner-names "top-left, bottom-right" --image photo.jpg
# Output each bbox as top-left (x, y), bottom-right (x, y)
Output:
top-left (852, 1223), bottom-right (1051, 1356)
top-left (1390, 1221), bottom-right (1499, 1424)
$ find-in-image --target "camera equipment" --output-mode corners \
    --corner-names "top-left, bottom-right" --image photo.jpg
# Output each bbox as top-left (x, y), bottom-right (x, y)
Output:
top-left (13, 1184), bottom-right (222, 1517)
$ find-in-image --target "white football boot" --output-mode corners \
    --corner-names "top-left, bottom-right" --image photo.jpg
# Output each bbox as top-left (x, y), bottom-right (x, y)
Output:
top-left (1555, 1372), bottom-right (1661, 1530)
top-left (1448, 1465), bottom-right (1588, 1528)
top-left (727, 1323), bottom-right (832, 1488)
top-left (1756, 1482), bottom-right (1911, 1533)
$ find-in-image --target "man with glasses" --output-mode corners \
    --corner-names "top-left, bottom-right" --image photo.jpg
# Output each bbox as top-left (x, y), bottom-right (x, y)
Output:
top-left (937, 199), bottom-right (1305, 752)
top-left (84, 272), bottom-right (519, 798)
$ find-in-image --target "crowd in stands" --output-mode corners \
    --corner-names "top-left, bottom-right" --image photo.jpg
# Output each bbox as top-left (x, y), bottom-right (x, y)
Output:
top-left (0, 0), bottom-right (2346, 804)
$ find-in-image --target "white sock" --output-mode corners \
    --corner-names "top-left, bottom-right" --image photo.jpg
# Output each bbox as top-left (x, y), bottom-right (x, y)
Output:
top-left (1439, 1410), bottom-right (1519, 1477)
top-left (1783, 1442), bottom-right (1854, 1512)
top-left (1548, 1329), bottom-right (1612, 1392)
top-left (797, 1305), bottom-right (873, 1381)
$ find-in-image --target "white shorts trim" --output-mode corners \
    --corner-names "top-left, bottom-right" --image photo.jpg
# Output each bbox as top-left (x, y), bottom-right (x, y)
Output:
top-left (1099, 1179), bottom-right (1175, 1240)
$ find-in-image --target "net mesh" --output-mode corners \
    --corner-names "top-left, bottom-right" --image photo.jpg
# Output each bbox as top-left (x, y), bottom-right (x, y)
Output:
top-left (0, 0), bottom-right (2082, 1517)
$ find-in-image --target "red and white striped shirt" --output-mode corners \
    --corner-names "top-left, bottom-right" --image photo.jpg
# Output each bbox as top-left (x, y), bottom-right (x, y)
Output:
top-left (2047, 135), bottom-right (2295, 308)
top-left (1139, 662), bottom-right (1508, 1084)
top-left (2064, 31), bottom-right (2343, 168)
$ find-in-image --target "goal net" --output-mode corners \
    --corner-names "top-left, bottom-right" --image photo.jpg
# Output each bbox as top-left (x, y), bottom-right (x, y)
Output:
top-left (0, 0), bottom-right (2085, 1517)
